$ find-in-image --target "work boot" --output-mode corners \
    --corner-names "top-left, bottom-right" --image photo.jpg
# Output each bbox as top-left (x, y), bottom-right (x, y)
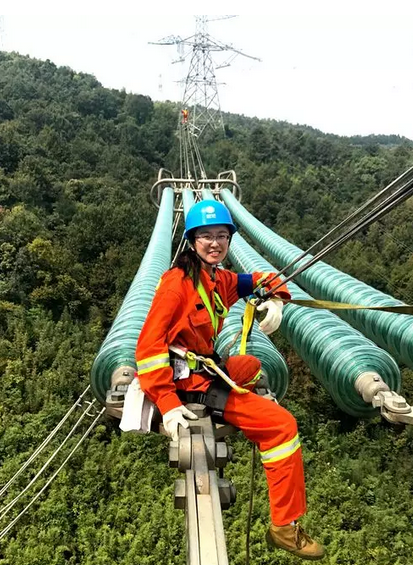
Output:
top-left (266, 523), bottom-right (325, 561)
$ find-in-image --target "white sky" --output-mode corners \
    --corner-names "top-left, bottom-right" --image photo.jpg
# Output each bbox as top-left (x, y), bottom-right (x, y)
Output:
top-left (1, 2), bottom-right (413, 140)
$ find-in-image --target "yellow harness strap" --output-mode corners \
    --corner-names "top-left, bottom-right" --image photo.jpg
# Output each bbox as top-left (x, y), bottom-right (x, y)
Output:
top-left (196, 282), bottom-right (218, 338)
top-left (239, 299), bottom-right (256, 355)
top-left (186, 351), bottom-right (249, 395)
top-left (282, 298), bottom-right (413, 314)
top-left (213, 291), bottom-right (229, 318)
top-left (196, 281), bottom-right (228, 340)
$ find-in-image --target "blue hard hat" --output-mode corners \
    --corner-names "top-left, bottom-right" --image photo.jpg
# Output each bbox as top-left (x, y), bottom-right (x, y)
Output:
top-left (184, 201), bottom-right (237, 239)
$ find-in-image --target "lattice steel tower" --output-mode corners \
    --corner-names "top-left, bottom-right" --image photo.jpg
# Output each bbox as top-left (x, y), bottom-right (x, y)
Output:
top-left (151, 15), bottom-right (260, 138)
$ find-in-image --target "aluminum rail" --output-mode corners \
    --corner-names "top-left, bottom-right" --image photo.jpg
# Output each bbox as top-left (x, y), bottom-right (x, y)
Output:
top-left (170, 192), bottom-right (233, 563)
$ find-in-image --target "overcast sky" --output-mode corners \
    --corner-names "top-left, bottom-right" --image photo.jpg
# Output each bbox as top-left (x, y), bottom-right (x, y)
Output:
top-left (1, 3), bottom-right (413, 140)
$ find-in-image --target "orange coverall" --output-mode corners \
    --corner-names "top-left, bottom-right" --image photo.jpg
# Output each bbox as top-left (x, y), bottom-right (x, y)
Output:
top-left (136, 266), bottom-right (306, 525)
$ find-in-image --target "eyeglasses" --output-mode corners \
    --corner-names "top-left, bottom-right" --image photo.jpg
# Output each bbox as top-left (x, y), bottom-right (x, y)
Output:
top-left (195, 233), bottom-right (231, 244)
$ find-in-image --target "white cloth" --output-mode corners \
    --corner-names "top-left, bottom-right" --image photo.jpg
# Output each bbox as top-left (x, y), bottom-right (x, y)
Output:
top-left (256, 298), bottom-right (283, 335)
top-left (162, 405), bottom-right (198, 441)
top-left (120, 378), bottom-right (154, 433)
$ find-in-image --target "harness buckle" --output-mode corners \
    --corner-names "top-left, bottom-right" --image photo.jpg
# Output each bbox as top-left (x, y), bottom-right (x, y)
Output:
top-left (191, 357), bottom-right (204, 373)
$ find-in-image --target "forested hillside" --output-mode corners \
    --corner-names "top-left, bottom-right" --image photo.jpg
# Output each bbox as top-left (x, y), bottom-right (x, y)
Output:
top-left (1, 51), bottom-right (413, 564)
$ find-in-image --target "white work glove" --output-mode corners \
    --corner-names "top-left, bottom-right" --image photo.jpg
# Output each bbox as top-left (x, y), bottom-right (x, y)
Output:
top-left (162, 405), bottom-right (198, 441)
top-left (256, 298), bottom-right (283, 335)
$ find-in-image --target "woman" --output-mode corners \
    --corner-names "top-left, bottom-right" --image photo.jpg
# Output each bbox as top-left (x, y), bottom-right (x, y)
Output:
top-left (136, 201), bottom-right (325, 560)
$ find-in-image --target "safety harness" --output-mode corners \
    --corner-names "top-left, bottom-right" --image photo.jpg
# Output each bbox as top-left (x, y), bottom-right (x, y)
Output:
top-left (170, 280), bottom-right (249, 421)
top-left (170, 344), bottom-right (249, 422)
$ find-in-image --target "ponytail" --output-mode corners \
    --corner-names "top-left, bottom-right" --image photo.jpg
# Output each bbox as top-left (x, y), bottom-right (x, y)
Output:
top-left (172, 248), bottom-right (202, 288)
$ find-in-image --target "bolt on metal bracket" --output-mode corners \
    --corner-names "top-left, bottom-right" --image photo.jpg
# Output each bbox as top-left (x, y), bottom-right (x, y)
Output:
top-left (169, 403), bottom-right (236, 565)
top-left (356, 372), bottom-right (413, 425)
top-left (372, 390), bottom-right (413, 425)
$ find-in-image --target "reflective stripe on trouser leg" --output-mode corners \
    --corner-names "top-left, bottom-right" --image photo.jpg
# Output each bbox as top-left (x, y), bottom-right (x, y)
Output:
top-left (222, 361), bottom-right (306, 525)
top-left (264, 448), bottom-right (306, 525)
top-left (260, 434), bottom-right (301, 464)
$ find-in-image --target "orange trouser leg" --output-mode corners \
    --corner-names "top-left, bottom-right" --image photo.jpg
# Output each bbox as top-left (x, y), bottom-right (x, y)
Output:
top-left (223, 355), bottom-right (307, 525)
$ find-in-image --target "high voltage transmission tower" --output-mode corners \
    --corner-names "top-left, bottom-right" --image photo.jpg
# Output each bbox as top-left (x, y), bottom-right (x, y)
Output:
top-left (150, 15), bottom-right (260, 137)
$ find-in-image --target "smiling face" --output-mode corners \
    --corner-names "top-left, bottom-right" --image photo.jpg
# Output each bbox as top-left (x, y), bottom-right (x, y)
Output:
top-left (193, 224), bottom-right (231, 272)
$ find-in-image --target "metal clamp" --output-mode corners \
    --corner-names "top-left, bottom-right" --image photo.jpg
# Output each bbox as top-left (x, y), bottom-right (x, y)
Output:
top-left (169, 404), bottom-right (236, 565)
top-left (372, 391), bottom-right (413, 425)
top-left (356, 372), bottom-right (413, 424)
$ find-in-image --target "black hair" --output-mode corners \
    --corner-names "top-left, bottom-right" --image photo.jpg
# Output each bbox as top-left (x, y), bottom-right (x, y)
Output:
top-left (171, 230), bottom-right (202, 287)
top-left (172, 248), bottom-right (202, 287)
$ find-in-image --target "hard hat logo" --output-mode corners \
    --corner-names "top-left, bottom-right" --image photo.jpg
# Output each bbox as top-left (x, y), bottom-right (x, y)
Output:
top-left (184, 201), bottom-right (237, 239)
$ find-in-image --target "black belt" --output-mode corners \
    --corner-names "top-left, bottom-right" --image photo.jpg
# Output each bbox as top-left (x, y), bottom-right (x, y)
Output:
top-left (177, 379), bottom-right (231, 423)
top-left (177, 390), bottom-right (208, 404)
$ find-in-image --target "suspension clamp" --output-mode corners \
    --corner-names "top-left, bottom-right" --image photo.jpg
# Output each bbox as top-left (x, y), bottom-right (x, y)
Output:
top-left (372, 391), bottom-right (413, 425)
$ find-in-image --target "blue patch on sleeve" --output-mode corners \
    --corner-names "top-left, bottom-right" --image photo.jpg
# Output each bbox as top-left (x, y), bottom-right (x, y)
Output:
top-left (237, 274), bottom-right (253, 298)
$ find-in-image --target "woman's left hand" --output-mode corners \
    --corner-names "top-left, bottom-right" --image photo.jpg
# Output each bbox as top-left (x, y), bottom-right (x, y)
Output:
top-left (256, 299), bottom-right (283, 335)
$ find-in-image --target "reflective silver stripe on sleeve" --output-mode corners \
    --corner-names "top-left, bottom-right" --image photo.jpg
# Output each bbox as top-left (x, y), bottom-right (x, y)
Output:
top-left (137, 353), bottom-right (170, 375)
